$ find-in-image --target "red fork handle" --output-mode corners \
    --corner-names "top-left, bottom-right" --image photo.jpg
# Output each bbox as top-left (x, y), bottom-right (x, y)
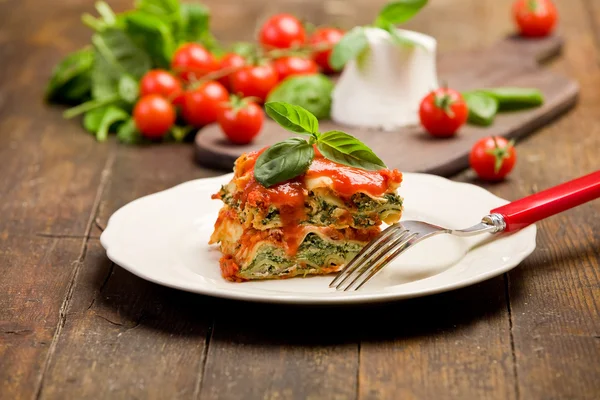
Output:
top-left (490, 170), bottom-right (600, 232)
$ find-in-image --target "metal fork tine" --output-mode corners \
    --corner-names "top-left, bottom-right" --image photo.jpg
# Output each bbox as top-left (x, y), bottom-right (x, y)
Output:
top-left (329, 224), bottom-right (404, 288)
top-left (339, 229), bottom-right (411, 290)
top-left (351, 232), bottom-right (419, 291)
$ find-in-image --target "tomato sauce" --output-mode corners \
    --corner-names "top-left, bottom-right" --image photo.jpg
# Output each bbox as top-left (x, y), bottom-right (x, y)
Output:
top-left (305, 156), bottom-right (402, 197)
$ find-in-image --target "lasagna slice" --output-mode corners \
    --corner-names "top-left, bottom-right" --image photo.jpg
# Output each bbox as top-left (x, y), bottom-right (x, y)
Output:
top-left (209, 149), bottom-right (404, 281)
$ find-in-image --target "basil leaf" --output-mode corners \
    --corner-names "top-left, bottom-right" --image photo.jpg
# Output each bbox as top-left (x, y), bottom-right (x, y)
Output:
top-left (45, 48), bottom-right (94, 104)
top-left (474, 87), bottom-right (544, 111)
top-left (254, 137), bottom-right (315, 187)
top-left (83, 106), bottom-right (109, 133)
top-left (316, 130), bottom-right (387, 170)
top-left (95, 1), bottom-right (117, 25)
top-left (264, 101), bottom-right (319, 135)
top-left (375, 0), bottom-right (428, 27)
top-left (92, 28), bottom-right (152, 79)
top-left (266, 74), bottom-right (335, 120)
top-left (96, 106), bottom-right (129, 141)
top-left (124, 11), bottom-right (175, 69)
top-left (90, 28), bottom-right (151, 99)
top-left (463, 91), bottom-right (498, 126)
top-left (329, 27), bottom-right (369, 71)
top-left (135, 0), bottom-right (180, 17)
top-left (118, 75), bottom-right (139, 104)
top-left (117, 118), bottom-right (143, 144)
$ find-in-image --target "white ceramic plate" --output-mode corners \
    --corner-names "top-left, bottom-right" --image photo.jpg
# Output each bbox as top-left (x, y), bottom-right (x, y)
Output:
top-left (100, 172), bottom-right (536, 304)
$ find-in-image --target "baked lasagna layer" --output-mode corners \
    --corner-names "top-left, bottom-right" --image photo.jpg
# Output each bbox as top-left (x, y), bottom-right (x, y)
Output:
top-left (209, 208), bottom-right (380, 281)
top-left (209, 148), bottom-right (404, 282)
top-left (212, 149), bottom-right (404, 230)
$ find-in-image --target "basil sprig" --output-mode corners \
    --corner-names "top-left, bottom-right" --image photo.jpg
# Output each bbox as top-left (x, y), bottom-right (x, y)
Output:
top-left (330, 0), bottom-right (429, 71)
top-left (255, 102), bottom-right (387, 187)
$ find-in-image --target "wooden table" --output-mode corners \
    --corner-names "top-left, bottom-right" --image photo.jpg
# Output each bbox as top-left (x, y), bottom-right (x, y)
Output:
top-left (1, 0), bottom-right (599, 399)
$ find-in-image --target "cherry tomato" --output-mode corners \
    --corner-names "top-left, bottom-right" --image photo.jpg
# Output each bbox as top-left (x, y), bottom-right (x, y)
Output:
top-left (217, 96), bottom-right (264, 144)
top-left (512, 0), bottom-right (557, 37)
top-left (309, 27), bottom-right (345, 73)
top-left (469, 136), bottom-right (517, 181)
top-left (230, 63), bottom-right (279, 102)
top-left (418, 87), bottom-right (469, 137)
top-left (171, 43), bottom-right (219, 82)
top-left (139, 69), bottom-right (182, 102)
top-left (273, 56), bottom-right (318, 81)
top-left (217, 53), bottom-right (246, 90)
top-left (133, 94), bottom-right (176, 139)
top-left (181, 81), bottom-right (229, 127)
top-left (258, 13), bottom-right (306, 49)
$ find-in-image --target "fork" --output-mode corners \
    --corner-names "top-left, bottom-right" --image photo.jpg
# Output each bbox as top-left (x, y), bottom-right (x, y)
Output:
top-left (330, 169), bottom-right (600, 291)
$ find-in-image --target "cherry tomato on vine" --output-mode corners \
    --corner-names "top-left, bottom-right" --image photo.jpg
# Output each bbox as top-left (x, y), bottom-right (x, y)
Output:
top-left (469, 136), bottom-right (517, 181)
top-left (258, 13), bottom-right (306, 49)
top-left (273, 56), bottom-right (318, 81)
top-left (418, 87), bottom-right (469, 137)
top-left (512, 0), bottom-right (557, 37)
top-left (217, 95), bottom-right (264, 145)
top-left (171, 43), bottom-right (219, 82)
top-left (181, 81), bottom-right (229, 127)
top-left (217, 53), bottom-right (246, 90)
top-left (230, 63), bottom-right (278, 102)
top-left (308, 27), bottom-right (345, 73)
top-left (139, 69), bottom-right (183, 102)
top-left (133, 94), bottom-right (176, 139)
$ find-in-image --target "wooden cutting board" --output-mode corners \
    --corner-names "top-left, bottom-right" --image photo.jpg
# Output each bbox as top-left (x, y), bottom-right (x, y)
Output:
top-left (194, 34), bottom-right (579, 176)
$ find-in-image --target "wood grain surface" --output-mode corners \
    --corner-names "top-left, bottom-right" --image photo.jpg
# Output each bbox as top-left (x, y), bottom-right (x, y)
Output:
top-left (194, 34), bottom-right (579, 175)
top-left (0, 0), bottom-right (599, 399)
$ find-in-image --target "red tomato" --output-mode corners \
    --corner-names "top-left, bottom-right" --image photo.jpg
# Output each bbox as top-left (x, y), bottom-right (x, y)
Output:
top-left (133, 94), bottom-right (176, 139)
top-left (258, 13), bottom-right (306, 49)
top-left (273, 56), bottom-right (318, 81)
top-left (512, 0), bottom-right (557, 37)
top-left (309, 27), bottom-right (345, 73)
top-left (139, 69), bottom-right (183, 102)
top-left (469, 136), bottom-right (517, 181)
top-left (218, 53), bottom-right (246, 90)
top-left (171, 43), bottom-right (219, 82)
top-left (217, 98), bottom-right (264, 144)
top-left (418, 87), bottom-right (469, 137)
top-left (230, 63), bottom-right (279, 102)
top-left (181, 81), bottom-right (229, 127)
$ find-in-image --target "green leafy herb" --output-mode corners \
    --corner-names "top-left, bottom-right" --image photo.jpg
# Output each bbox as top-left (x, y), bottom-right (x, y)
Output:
top-left (117, 118), bottom-right (142, 144)
top-left (124, 12), bottom-right (175, 69)
top-left (266, 74), bottom-right (335, 120)
top-left (92, 28), bottom-right (152, 80)
top-left (135, 0), bottom-right (180, 18)
top-left (329, 27), bottom-right (369, 71)
top-left (254, 137), bottom-right (316, 187)
top-left (118, 75), bottom-right (140, 104)
top-left (316, 130), bottom-right (387, 171)
top-left (255, 102), bottom-right (387, 187)
top-left (463, 91), bottom-right (498, 126)
top-left (264, 102), bottom-right (319, 135)
top-left (46, 0), bottom-right (222, 143)
top-left (45, 48), bottom-right (94, 104)
top-left (83, 106), bottom-right (110, 133)
top-left (95, 106), bottom-right (129, 141)
top-left (375, 0), bottom-right (428, 27)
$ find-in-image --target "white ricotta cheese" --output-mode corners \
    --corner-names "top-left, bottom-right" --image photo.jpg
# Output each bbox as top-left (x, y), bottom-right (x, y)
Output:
top-left (330, 27), bottom-right (439, 131)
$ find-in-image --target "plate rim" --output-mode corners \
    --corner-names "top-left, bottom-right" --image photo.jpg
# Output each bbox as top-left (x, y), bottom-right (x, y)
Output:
top-left (100, 172), bottom-right (537, 305)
